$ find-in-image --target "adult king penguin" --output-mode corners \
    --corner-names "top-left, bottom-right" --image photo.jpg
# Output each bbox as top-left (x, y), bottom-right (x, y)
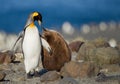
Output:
top-left (12, 12), bottom-right (52, 78)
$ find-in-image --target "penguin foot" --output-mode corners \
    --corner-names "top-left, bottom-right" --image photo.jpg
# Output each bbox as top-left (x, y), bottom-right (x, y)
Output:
top-left (27, 73), bottom-right (34, 79)
top-left (34, 69), bottom-right (48, 77)
top-left (34, 71), bottom-right (41, 77)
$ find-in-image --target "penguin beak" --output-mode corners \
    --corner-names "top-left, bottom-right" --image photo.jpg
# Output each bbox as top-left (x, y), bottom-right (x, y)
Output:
top-left (38, 20), bottom-right (41, 25)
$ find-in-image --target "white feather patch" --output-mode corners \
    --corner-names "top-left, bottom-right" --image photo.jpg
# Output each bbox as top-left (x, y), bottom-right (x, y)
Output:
top-left (41, 38), bottom-right (51, 53)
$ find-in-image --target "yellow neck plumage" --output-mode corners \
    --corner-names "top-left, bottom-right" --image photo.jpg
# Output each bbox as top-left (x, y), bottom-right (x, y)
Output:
top-left (29, 22), bottom-right (35, 28)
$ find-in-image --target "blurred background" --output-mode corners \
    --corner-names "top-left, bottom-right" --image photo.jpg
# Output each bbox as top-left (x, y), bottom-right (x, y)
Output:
top-left (0, 0), bottom-right (120, 50)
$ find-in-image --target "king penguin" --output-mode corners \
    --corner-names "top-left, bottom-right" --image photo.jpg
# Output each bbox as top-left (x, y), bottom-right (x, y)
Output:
top-left (12, 11), bottom-right (52, 78)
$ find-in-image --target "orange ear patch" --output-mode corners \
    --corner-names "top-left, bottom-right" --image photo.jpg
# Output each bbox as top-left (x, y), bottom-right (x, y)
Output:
top-left (32, 12), bottom-right (39, 17)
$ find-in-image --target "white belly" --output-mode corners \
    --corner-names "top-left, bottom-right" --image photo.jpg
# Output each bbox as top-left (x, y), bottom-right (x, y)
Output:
top-left (22, 26), bottom-right (41, 73)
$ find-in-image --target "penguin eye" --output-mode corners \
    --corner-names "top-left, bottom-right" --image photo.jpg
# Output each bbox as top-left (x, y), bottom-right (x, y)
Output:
top-left (34, 16), bottom-right (38, 21)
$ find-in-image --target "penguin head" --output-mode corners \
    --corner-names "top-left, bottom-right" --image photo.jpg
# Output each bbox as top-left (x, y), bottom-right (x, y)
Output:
top-left (25, 11), bottom-right (42, 28)
top-left (32, 12), bottom-right (42, 25)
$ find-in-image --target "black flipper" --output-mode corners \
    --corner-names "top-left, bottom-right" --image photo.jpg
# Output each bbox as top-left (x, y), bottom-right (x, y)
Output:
top-left (11, 31), bottom-right (24, 51)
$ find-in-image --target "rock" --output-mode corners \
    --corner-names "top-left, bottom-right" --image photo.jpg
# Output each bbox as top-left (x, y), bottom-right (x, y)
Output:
top-left (59, 77), bottom-right (79, 84)
top-left (116, 42), bottom-right (120, 51)
top-left (76, 39), bottom-right (110, 61)
top-left (0, 72), bottom-right (6, 81)
top-left (92, 38), bottom-right (110, 48)
top-left (76, 41), bottom-right (96, 61)
top-left (60, 61), bottom-right (80, 78)
top-left (95, 72), bottom-right (107, 82)
top-left (0, 64), bottom-right (11, 71)
top-left (40, 71), bottom-right (60, 82)
top-left (95, 47), bottom-right (120, 65)
top-left (17, 76), bottom-right (26, 81)
top-left (60, 61), bottom-right (97, 78)
top-left (14, 53), bottom-right (23, 62)
top-left (0, 50), bottom-right (15, 65)
top-left (77, 42), bottom-right (120, 66)
top-left (42, 28), bottom-right (71, 71)
top-left (69, 41), bottom-right (84, 52)
top-left (95, 72), bottom-right (120, 82)
top-left (100, 64), bottom-right (120, 74)
top-left (79, 62), bottom-right (96, 78)
top-left (76, 38), bottom-right (110, 61)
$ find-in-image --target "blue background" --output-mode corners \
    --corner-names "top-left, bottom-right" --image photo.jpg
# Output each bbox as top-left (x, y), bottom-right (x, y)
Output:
top-left (0, 0), bottom-right (120, 33)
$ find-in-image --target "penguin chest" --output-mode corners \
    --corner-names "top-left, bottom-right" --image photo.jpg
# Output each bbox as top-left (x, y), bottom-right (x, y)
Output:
top-left (22, 27), bottom-right (41, 59)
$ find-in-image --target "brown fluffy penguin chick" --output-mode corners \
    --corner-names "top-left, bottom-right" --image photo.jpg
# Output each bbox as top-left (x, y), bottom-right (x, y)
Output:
top-left (42, 28), bottom-right (71, 71)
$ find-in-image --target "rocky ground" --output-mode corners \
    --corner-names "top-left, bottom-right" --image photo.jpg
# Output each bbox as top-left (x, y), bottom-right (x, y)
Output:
top-left (0, 37), bottom-right (120, 84)
top-left (0, 60), bottom-right (119, 84)
top-left (0, 25), bottom-right (120, 84)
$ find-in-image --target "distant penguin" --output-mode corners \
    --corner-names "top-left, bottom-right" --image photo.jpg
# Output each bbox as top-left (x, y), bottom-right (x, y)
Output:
top-left (12, 12), bottom-right (52, 78)
top-left (42, 28), bottom-right (71, 71)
